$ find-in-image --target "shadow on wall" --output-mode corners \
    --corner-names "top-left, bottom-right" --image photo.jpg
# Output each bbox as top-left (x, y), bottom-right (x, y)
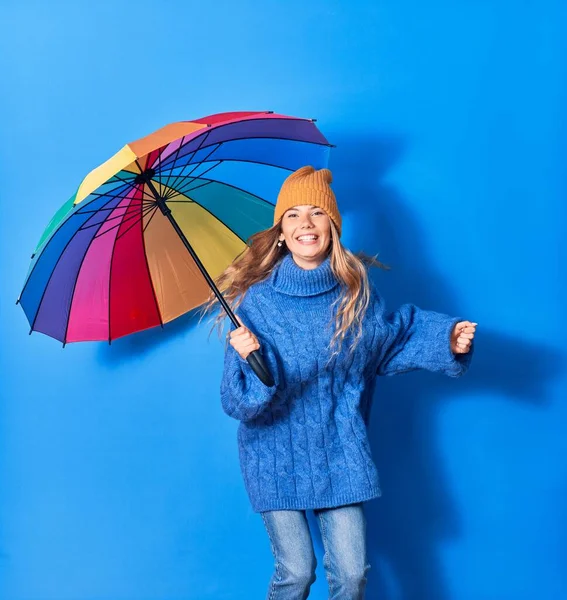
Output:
top-left (96, 307), bottom-right (213, 367)
top-left (310, 133), bottom-right (557, 600)
top-left (96, 133), bottom-right (558, 600)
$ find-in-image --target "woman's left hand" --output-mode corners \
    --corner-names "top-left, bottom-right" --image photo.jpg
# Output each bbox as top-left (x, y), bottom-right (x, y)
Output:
top-left (450, 320), bottom-right (478, 354)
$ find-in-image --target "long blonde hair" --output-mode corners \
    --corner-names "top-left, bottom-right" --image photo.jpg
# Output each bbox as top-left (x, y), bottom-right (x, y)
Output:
top-left (199, 219), bottom-right (390, 360)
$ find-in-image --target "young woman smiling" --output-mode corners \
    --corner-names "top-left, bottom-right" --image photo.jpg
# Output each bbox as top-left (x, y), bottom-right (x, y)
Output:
top-left (203, 166), bottom-right (477, 600)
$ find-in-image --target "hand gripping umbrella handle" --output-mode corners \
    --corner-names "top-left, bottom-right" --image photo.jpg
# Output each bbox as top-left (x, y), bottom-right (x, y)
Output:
top-left (246, 349), bottom-right (275, 388)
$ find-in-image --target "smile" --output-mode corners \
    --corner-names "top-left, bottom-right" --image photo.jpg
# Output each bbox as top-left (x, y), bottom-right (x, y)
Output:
top-left (296, 235), bottom-right (319, 243)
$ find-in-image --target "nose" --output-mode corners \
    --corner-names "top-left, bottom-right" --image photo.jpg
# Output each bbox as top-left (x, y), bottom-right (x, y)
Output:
top-left (299, 214), bottom-right (314, 227)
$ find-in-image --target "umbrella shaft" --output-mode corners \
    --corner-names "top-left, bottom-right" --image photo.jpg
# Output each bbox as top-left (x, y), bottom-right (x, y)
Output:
top-left (143, 177), bottom-right (240, 329)
top-left (167, 212), bottom-right (240, 328)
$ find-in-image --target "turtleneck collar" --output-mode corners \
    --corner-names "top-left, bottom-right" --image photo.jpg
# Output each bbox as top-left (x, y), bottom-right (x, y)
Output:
top-left (270, 252), bottom-right (339, 297)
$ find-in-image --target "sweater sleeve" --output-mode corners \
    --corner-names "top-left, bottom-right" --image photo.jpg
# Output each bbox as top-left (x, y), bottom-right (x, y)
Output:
top-left (219, 302), bottom-right (281, 422)
top-left (374, 294), bottom-right (474, 378)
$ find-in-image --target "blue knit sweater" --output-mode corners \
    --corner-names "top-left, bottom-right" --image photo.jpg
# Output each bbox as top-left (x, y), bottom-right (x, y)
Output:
top-left (220, 252), bottom-right (474, 513)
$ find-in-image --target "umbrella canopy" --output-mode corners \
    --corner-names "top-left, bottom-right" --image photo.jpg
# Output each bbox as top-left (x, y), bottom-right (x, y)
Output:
top-left (18, 111), bottom-right (333, 345)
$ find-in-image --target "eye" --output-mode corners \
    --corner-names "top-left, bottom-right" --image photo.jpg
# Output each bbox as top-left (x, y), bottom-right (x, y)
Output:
top-left (313, 210), bottom-right (324, 216)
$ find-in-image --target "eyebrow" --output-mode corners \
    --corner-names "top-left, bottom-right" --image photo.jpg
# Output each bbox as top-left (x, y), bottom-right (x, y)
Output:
top-left (287, 205), bottom-right (316, 210)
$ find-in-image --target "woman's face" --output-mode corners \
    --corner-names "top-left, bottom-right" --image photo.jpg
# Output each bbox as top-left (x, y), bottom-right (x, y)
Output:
top-left (278, 205), bottom-right (332, 269)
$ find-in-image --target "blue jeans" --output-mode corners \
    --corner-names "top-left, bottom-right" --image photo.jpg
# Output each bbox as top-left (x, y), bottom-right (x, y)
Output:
top-left (260, 503), bottom-right (370, 599)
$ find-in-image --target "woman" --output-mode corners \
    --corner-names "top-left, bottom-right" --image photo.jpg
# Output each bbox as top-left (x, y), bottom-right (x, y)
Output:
top-left (202, 166), bottom-right (477, 600)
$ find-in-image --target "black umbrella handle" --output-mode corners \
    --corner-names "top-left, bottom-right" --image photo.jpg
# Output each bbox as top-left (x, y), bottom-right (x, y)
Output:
top-left (246, 349), bottom-right (275, 388)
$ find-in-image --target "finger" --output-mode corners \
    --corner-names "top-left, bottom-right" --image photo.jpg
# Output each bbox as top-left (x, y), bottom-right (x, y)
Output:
top-left (231, 336), bottom-right (259, 350)
top-left (241, 342), bottom-right (261, 357)
top-left (233, 330), bottom-right (259, 346)
top-left (244, 330), bottom-right (258, 342)
top-left (232, 329), bottom-right (254, 342)
top-left (461, 326), bottom-right (477, 333)
top-left (454, 322), bottom-right (467, 335)
top-left (458, 333), bottom-right (473, 340)
top-left (455, 342), bottom-right (470, 352)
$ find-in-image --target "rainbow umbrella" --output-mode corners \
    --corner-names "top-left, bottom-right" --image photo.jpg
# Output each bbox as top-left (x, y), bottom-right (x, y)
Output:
top-left (17, 111), bottom-right (333, 385)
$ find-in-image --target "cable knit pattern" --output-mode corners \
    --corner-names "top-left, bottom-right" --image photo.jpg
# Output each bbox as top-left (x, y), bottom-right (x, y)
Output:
top-left (220, 252), bottom-right (474, 512)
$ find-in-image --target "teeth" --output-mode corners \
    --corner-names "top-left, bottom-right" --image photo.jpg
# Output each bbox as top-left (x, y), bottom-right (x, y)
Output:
top-left (298, 235), bottom-right (317, 240)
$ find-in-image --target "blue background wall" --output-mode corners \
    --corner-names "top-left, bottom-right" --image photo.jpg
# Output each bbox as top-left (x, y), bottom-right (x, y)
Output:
top-left (1, 1), bottom-right (565, 599)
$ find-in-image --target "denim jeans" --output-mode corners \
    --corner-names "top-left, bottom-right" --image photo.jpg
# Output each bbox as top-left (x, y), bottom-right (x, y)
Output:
top-left (260, 502), bottom-right (371, 599)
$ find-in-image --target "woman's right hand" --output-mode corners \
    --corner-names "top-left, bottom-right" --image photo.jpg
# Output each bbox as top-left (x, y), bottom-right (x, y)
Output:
top-left (229, 316), bottom-right (261, 360)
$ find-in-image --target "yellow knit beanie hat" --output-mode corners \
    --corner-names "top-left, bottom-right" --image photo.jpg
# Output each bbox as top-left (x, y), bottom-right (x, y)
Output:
top-left (273, 165), bottom-right (342, 236)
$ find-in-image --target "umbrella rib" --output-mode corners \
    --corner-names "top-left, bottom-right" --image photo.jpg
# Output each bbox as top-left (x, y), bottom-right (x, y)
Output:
top-left (133, 131), bottom-right (329, 204)
top-left (159, 157), bottom-right (297, 185)
top-left (77, 190), bottom-right (155, 208)
top-left (161, 130), bottom-right (212, 192)
top-left (161, 141), bottom-right (220, 196)
top-left (105, 171), bottom-right (158, 203)
top-left (160, 135), bottom-right (188, 192)
top-left (26, 182), bottom-right (134, 265)
top-left (163, 160), bottom-right (222, 199)
top-left (76, 205), bottom-right (133, 215)
top-left (157, 153), bottom-right (312, 201)
top-left (114, 205), bottom-right (157, 241)
top-left (157, 119), bottom-right (333, 171)
top-left (164, 177), bottom-right (276, 210)
top-left (167, 196), bottom-right (248, 247)
top-left (139, 204), bottom-right (163, 328)
top-left (19, 192), bottom-right (121, 305)
top-left (28, 194), bottom-right (121, 334)
top-left (158, 135), bottom-right (333, 173)
top-left (165, 179), bottom-right (212, 198)
top-left (76, 199), bottom-right (156, 218)
top-left (93, 203), bottom-right (156, 241)
top-left (74, 182), bottom-right (137, 208)
top-left (78, 203), bottom-right (154, 231)
top-left (151, 138), bottom-right (171, 193)
top-left (62, 206), bottom-right (130, 346)
top-left (106, 185), bottom-right (145, 343)
top-left (142, 205), bottom-right (160, 233)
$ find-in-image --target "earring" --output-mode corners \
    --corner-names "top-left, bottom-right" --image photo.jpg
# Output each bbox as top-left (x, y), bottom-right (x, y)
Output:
top-left (277, 240), bottom-right (283, 247)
